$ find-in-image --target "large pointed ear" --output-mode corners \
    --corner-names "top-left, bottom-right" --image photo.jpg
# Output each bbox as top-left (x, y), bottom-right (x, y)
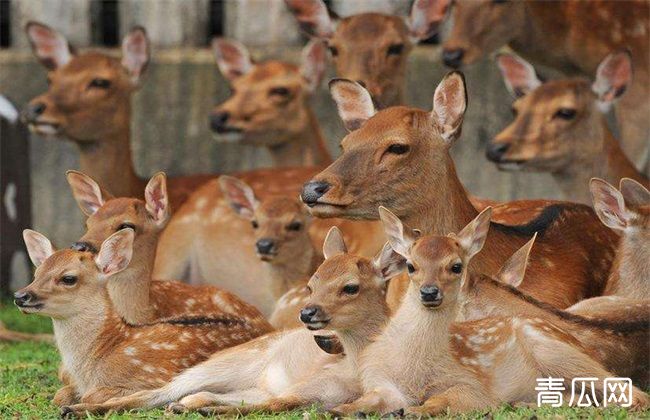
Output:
top-left (25, 21), bottom-right (74, 70)
top-left (121, 26), bottom-right (150, 85)
top-left (95, 229), bottom-right (134, 277)
top-left (378, 207), bottom-right (419, 258)
top-left (323, 226), bottom-right (347, 259)
top-left (145, 172), bottom-right (169, 226)
top-left (301, 39), bottom-right (327, 93)
top-left (218, 176), bottom-right (258, 219)
top-left (372, 242), bottom-right (406, 286)
top-left (211, 38), bottom-right (253, 82)
top-left (620, 178), bottom-right (650, 208)
top-left (431, 71), bottom-right (467, 143)
top-left (66, 170), bottom-right (114, 216)
top-left (408, 0), bottom-right (450, 42)
top-left (285, 0), bottom-right (335, 38)
top-left (497, 233), bottom-right (536, 288)
top-left (455, 207), bottom-right (492, 260)
top-left (590, 178), bottom-right (629, 231)
top-left (23, 230), bottom-right (55, 267)
top-left (592, 49), bottom-right (632, 110)
top-left (329, 79), bottom-right (376, 132)
top-left (496, 53), bottom-right (542, 98)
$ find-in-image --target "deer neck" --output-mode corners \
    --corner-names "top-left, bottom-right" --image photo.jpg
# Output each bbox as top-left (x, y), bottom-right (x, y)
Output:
top-left (606, 233), bottom-right (650, 298)
top-left (77, 108), bottom-right (144, 198)
top-left (337, 301), bottom-right (390, 367)
top-left (265, 243), bottom-right (317, 300)
top-left (268, 108), bottom-right (331, 167)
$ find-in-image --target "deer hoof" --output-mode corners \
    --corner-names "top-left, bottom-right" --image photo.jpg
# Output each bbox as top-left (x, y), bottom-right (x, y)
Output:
top-left (166, 402), bottom-right (187, 414)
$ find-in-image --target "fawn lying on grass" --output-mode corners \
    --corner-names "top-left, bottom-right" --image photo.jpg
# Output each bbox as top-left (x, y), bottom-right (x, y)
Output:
top-left (220, 175), bottom-right (321, 329)
top-left (61, 227), bottom-right (403, 416)
top-left (16, 229), bottom-right (264, 407)
top-left (331, 207), bottom-right (649, 415)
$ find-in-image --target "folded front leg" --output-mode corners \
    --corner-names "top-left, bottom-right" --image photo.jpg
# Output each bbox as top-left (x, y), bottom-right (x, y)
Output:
top-left (197, 394), bottom-right (307, 416)
top-left (332, 386), bottom-right (409, 416)
top-left (169, 388), bottom-right (272, 413)
top-left (406, 385), bottom-right (494, 416)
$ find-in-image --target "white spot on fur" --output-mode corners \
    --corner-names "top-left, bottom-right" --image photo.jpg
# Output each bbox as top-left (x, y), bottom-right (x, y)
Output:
top-left (124, 346), bottom-right (136, 356)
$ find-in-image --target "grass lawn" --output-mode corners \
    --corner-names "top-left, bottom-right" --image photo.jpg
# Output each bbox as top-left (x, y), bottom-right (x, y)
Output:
top-left (0, 301), bottom-right (646, 419)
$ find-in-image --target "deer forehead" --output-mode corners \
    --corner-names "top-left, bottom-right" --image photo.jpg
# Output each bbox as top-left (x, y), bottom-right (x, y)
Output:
top-left (35, 250), bottom-right (93, 281)
top-left (342, 107), bottom-right (429, 148)
top-left (522, 79), bottom-right (593, 111)
top-left (312, 255), bottom-right (367, 285)
top-left (236, 61), bottom-right (301, 85)
top-left (335, 13), bottom-right (408, 43)
top-left (256, 197), bottom-right (304, 219)
top-left (89, 198), bottom-right (144, 223)
top-left (412, 237), bottom-right (461, 265)
top-left (56, 52), bottom-right (124, 80)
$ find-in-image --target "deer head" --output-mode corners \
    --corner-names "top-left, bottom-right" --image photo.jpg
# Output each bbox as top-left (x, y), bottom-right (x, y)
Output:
top-left (301, 71), bottom-right (467, 219)
top-left (487, 51), bottom-right (632, 171)
top-left (21, 22), bottom-right (149, 142)
top-left (15, 229), bottom-right (134, 319)
top-left (220, 175), bottom-right (312, 263)
top-left (209, 38), bottom-right (326, 147)
top-left (285, 0), bottom-right (445, 106)
top-left (299, 227), bottom-right (403, 331)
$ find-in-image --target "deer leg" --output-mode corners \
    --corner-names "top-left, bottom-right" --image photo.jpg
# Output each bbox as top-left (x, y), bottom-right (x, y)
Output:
top-left (52, 385), bottom-right (79, 407)
top-left (79, 386), bottom-right (135, 404)
top-left (405, 385), bottom-right (495, 416)
top-left (331, 385), bottom-right (408, 416)
top-left (168, 388), bottom-right (272, 412)
top-left (197, 395), bottom-right (307, 416)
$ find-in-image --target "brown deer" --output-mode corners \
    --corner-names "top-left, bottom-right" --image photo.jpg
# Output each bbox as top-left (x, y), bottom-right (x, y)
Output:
top-left (65, 170), bottom-right (272, 331)
top-left (285, 0), bottom-right (446, 107)
top-left (301, 72), bottom-right (619, 309)
top-left (330, 208), bottom-right (649, 416)
top-left (487, 51), bottom-right (648, 204)
top-left (437, 0), bottom-right (650, 172)
top-left (219, 175), bottom-right (321, 329)
top-left (16, 229), bottom-right (265, 407)
top-left (209, 38), bottom-right (331, 167)
top-left (60, 228), bottom-right (403, 416)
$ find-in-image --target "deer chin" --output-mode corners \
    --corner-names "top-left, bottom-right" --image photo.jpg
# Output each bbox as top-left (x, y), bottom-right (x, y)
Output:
top-left (28, 122), bottom-right (62, 137)
top-left (303, 319), bottom-right (331, 331)
top-left (496, 161), bottom-right (526, 171)
top-left (211, 129), bottom-right (244, 143)
top-left (305, 202), bottom-right (348, 218)
top-left (16, 302), bottom-right (45, 314)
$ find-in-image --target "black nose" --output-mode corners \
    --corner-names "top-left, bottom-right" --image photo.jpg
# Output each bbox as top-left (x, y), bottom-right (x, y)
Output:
top-left (255, 238), bottom-right (275, 255)
top-left (442, 48), bottom-right (465, 68)
top-left (300, 305), bottom-right (320, 323)
top-left (209, 111), bottom-right (229, 132)
top-left (21, 102), bottom-right (46, 122)
top-left (486, 142), bottom-right (510, 162)
top-left (301, 181), bottom-right (331, 206)
top-left (420, 285), bottom-right (441, 302)
top-left (14, 291), bottom-right (35, 307)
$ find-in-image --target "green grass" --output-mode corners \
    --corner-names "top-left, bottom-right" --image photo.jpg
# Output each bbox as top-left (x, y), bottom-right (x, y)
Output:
top-left (0, 301), bottom-right (646, 419)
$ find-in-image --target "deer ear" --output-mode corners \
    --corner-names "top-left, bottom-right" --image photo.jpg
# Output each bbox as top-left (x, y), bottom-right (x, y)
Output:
top-left (497, 233), bottom-right (536, 288)
top-left (431, 71), bottom-right (467, 143)
top-left (378, 207), bottom-right (418, 258)
top-left (456, 207), bottom-right (492, 260)
top-left (145, 172), bottom-right (169, 226)
top-left (212, 38), bottom-right (253, 82)
top-left (23, 229), bottom-right (55, 267)
top-left (619, 178), bottom-right (650, 208)
top-left (372, 242), bottom-right (406, 286)
top-left (218, 176), bottom-right (258, 219)
top-left (496, 53), bottom-right (542, 98)
top-left (408, 0), bottom-right (450, 42)
top-left (301, 39), bottom-right (327, 93)
top-left (95, 229), bottom-right (134, 277)
top-left (121, 26), bottom-right (150, 85)
top-left (25, 21), bottom-right (74, 70)
top-left (285, 0), bottom-right (335, 38)
top-left (592, 49), bottom-right (632, 110)
top-left (329, 79), bottom-right (376, 132)
top-left (66, 170), bottom-right (113, 216)
top-left (590, 178), bottom-right (629, 231)
top-left (323, 226), bottom-right (347, 259)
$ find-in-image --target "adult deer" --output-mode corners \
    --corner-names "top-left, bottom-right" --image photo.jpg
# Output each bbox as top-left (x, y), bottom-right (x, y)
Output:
top-left (60, 228), bottom-right (402, 416)
top-left (302, 72), bottom-right (618, 309)
top-left (333, 207), bottom-right (648, 415)
top-left (487, 51), bottom-right (648, 204)
top-left (438, 0), bottom-right (650, 171)
top-left (16, 229), bottom-right (265, 407)
top-left (65, 170), bottom-right (272, 330)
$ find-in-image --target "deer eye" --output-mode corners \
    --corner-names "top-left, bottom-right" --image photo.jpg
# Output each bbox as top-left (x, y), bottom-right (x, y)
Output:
top-left (269, 87), bottom-right (290, 97)
top-left (117, 223), bottom-right (136, 232)
top-left (88, 78), bottom-right (111, 89)
top-left (407, 263), bottom-right (415, 274)
top-left (286, 221), bottom-right (302, 231)
top-left (251, 220), bottom-right (259, 229)
top-left (328, 46), bottom-right (339, 57)
top-left (451, 263), bottom-right (463, 274)
top-left (387, 44), bottom-right (404, 56)
top-left (342, 284), bottom-right (359, 295)
top-left (386, 144), bottom-right (410, 155)
top-left (60, 275), bottom-right (78, 286)
top-left (554, 108), bottom-right (576, 120)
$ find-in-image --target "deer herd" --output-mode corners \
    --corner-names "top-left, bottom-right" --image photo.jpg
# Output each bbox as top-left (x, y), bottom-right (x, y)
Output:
top-left (5, 0), bottom-right (650, 417)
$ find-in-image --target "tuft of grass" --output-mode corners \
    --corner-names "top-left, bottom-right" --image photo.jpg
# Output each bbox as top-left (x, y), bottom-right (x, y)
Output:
top-left (0, 302), bottom-right (647, 419)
